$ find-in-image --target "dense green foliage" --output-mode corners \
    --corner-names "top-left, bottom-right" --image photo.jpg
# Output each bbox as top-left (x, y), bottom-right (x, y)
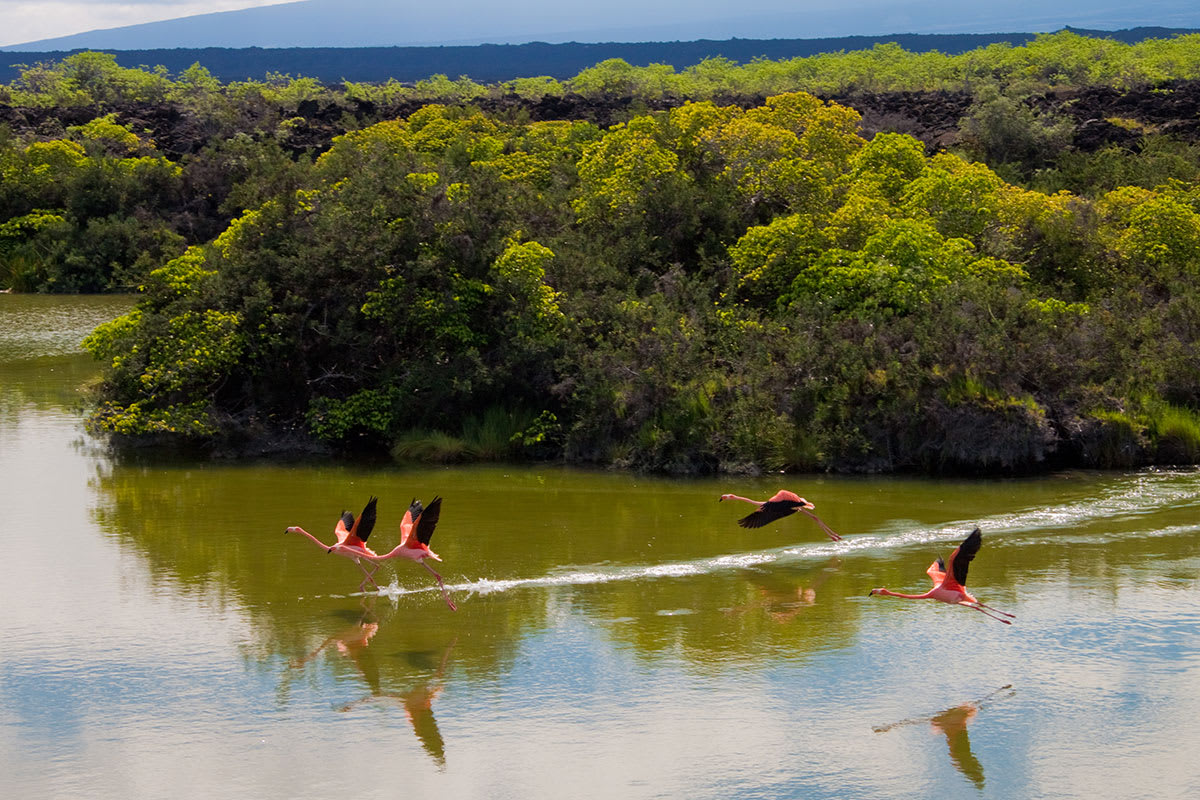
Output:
top-left (7, 31), bottom-right (1200, 106)
top-left (5, 35), bottom-right (1200, 472)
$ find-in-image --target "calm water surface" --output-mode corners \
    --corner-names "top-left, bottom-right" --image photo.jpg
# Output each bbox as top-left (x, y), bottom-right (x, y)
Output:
top-left (3, 294), bottom-right (1200, 799)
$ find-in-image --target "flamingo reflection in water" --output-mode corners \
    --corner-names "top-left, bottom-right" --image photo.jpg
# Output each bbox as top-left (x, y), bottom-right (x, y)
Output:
top-left (873, 684), bottom-right (1015, 790)
top-left (724, 557), bottom-right (842, 622)
top-left (284, 600), bottom-right (456, 769)
top-left (337, 640), bottom-right (457, 769)
top-left (285, 602), bottom-right (384, 696)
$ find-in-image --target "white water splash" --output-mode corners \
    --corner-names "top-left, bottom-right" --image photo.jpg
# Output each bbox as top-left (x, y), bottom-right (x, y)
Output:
top-left (312, 469), bottom-right (1200, 602)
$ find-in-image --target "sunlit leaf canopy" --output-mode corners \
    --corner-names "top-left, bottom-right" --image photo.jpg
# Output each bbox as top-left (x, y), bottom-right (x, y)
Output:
top-left (1, 32), bottom-right (1200, 473)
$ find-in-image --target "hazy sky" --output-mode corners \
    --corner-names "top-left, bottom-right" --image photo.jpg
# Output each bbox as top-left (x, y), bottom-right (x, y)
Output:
top-left (0, 1), bottom-right (296, 46)
top-left (1, 0), bottom-right (1196, 49)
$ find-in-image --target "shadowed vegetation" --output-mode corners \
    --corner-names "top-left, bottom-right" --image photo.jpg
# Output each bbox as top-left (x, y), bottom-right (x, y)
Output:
top-left (3, 34), bottom-right (1200, 473)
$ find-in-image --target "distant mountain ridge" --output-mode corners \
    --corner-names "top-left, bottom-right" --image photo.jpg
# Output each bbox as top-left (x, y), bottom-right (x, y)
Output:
top-left (5, 0), bottom-right (1200, 51)
top-left (2, 27), bottom-right (1197, 85)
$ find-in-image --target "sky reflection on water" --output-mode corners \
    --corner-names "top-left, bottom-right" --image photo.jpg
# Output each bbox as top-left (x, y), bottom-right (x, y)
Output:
top-left (3, 295), bottom-right (1200, 799)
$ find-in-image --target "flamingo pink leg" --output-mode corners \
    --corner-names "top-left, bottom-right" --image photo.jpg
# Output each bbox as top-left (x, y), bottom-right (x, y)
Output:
top-left (959, 601), bottom-right (1013, 624)
top-left (420, 561), bottom-right (457, 611)
top-left (353, 560), bottom-right (381, 592)
top-left (973, 601), bottom-right (1015, 618)
top-left (800, 509), bottom-right (842, 541)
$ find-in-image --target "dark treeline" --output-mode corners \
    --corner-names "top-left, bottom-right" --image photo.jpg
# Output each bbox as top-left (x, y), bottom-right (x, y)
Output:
top-left (1, 26), bottom-right (1194, 84)
top-left (5, 32), bottom-right (1200, 475)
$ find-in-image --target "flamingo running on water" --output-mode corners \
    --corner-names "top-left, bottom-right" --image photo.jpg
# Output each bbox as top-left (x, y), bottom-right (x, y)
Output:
top-left (867, 528), bottom-right (1015, 624)
top-left (334, 497), bottom-right (457, 611)
top-left (286, 496), bottom-right (383, 591)
top-left (719, 490), bottom-right (843, 541)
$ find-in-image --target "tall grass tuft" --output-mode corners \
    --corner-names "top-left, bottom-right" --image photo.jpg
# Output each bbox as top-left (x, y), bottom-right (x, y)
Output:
top-left (1085, 410), bottom-right (1148, 468)
top-left (1084, 401), bottom-right (1200, 467)
top-left (0, 254), bottom-right (45, 293)
top-left (390, 430), bottom-right (471, 463)
top-left (390, 406), bottom-right (540, 464)
top-left (461, 406), bottom-right (532, 461)
top-left (1148, 403), bottom-right (1200, 463)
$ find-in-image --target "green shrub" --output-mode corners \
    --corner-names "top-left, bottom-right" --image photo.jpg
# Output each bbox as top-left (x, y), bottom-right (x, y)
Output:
top-left (1147, 403), bottom-right (1200, 463)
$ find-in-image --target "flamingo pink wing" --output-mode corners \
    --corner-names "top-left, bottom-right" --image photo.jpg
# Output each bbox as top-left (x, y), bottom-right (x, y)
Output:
top-left (927, 557), bottom-right (946, 586)
top-left (399, 507), bottom-right (415, 546)
top-left (335, 513), bottom-right (354, 544)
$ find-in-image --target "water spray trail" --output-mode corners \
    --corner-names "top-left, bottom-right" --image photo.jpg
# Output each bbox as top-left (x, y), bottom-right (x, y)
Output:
top-left (315, 470), bottom-right (1200, 601)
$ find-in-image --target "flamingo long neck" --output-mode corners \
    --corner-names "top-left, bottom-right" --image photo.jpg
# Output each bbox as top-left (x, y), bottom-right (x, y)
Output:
top-left (331, 541), bottom-right (379, 559)
top-left (876, 588), bottom-right (936, 600)
top-left (289, 527), bottom-right (331, 549)
top-left (372, 542), bottom-right (430, 561)
top-left (372, 545), bottom-right (402, 560)
top-left (722, 494), bottom-right (763, 506)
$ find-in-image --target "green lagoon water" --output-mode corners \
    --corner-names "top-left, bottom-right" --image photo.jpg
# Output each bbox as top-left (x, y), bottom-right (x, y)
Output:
top-left (2, 294), bottom-right (1199, 798)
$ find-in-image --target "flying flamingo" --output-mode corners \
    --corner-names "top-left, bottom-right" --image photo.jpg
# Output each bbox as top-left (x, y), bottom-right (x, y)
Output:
top-left (285, 496), bottom-right (383, 591)
top-left (343, 496), bottom-right (457, 611)
top-left (719, 489), bottom-right (843, 540)
top-left (868, 528), bottom-right (1015, 624)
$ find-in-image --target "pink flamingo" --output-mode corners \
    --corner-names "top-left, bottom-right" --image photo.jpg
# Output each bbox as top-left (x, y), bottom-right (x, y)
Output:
top-left (344, 497), bottom-right (457, 611)
top-left (285, 496), bottom-right (383, 591)
top-left (719, 489), bottom-right (842, 540)
top-left (868, 528), bottom-right (1015, 624)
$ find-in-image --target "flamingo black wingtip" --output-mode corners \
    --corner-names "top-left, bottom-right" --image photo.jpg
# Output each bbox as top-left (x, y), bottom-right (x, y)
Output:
top-left (414, 495), bottom-right (442, 545)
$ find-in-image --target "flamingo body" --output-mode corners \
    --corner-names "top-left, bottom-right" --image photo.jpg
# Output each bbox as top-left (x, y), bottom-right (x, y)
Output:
top-left (868, 528), bottom-right (1014, 624)
top-left (286, 496), bottom-right (383, 590)
top-left (363, 497), bottom-right (457, 611)
top-left (719, 489), bottom-right (842, 541)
